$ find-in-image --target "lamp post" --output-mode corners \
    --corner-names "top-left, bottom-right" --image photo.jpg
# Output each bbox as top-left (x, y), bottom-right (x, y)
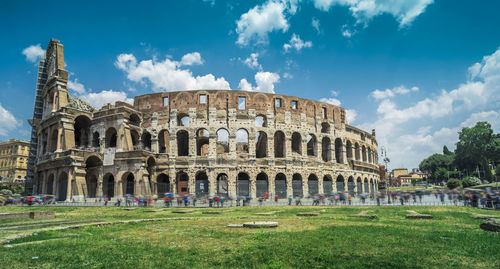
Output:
top-left (380, 146), bottom-right (391, 204)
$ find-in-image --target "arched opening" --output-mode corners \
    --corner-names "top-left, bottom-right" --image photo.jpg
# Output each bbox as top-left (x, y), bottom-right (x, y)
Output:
top-left (129, 114), bottom-right (141, 126)
top-left (57, 172), bottom-right (68, 201)
top-left (348, 176), bottom-right (355, 194)
top-left (355, 143), bottom-right (360, 160)
top-left (306, 134), bottom-right (317, 156)
top-left (146, 157), bottom-right (156, 192)
top-left (336, 175), bottom-right (345, 192)
top-left (50, 129), bottom-right (58, 152)
top-left (74, 115), bottom-right (91, 148)
top-left (46, 174), bottom-right (54, 194)
top-left (370, 179), bottom-right (374, 193)
top-left (177, 130), bottom-right (189, 156)
top-left (158, 130), bottom-right (169, 153)
top-left (346, 140), bottom-right (353, 159)
top-left (291, 132), bottom-right (301, 155)
top-left (177, 114), bottom-right (190, 127)
top-left (236, 172), bottom-right (250, 197)
top-left (196, 129), bottom-right (209, 157)
top-left (323, 175), bottom-right (333, 194)
top-left (255, 131), bottom-right (267, 158)
top-left (274, 131), bottom-right (286, 158)
top-left (335, 138), bottom-right (343, 164)
top-left (216, 173), bottom-right (228, 196)
top-left (368, 148), bottom-right (373, 163)
top-left (321, 122), bottom-right (330, 133)
top-left (176, 172), bottom-right (189, 195)
top-left (105, 128), bottom-right (117, 148)
top-left (130, 130), bottom-right (140, 149)
top-left (364, 178), bottom-right (369, 194)
top-left (255, 115), bottom-right (267, 127)
top-left (356, 177), bottom-right (362, 195)
top-left (256, 172), bottom-right (268, 197)
top-left (322, 137), bottom-right (332, 162)
top-left (123, 173), bottom-right (135, 195)
top-left (362, 146), bottom-right (367, 162)
top-left (236, 129), bottom-right (249, 156)
top-left (103, 173), bottom-right (115, 198)
top-left (292, 174), bottom-right (303, 197)
top-left (216, 129), bottom-right (229, 154)
top-left (141, 131), bottom-right (152, 151)
top-left (308, 174), bottom-right (319, 196)
top-left (195, 172), bottom-right (209, 197)
top-left (275, 173), bottom-right (287, 198)
top-left (92, 132), bottom-right (100, 148)
top-left (85, 156), bottom-right (102, 198)
top-left (86, 175), bottom-right (98, 198)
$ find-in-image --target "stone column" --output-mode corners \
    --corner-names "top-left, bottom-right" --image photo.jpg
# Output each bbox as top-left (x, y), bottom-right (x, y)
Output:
top-left (318, 174), bottom-right (324, 195)
top-left (303, 175), bottom-right (309, 198)
top-left (169, 169), bottom-right (177, 195)
top-left (188, 170), bottom-right (196, 195)
top-left (286, 172), bottom-right (293, 199)
top-left (208, 169), bottom-right (216, 196)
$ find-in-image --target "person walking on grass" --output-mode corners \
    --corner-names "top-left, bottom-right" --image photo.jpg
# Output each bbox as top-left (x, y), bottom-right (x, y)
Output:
top-left (104, 195), bottom-right (108, 206)
top-left (288, 195), bottom-right (292, 206)
top-left (220, 196), bottom-right (224, 207)
top-left (348, 194), bottom-right (352, 205)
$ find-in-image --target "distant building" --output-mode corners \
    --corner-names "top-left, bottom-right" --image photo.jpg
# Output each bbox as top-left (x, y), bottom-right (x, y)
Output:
top-left (0, 139), bottom-right (30, 181)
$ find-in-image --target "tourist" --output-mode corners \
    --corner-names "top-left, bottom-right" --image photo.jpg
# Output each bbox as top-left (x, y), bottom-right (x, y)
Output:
top-left (220, 196), bottom-right (224, 207)
top-left (295, 196), bottom-right (302, 206)
top-left (216, 196), bottom-right (220, 207)
top-left (275, 195), bottom-right (279, 203)
top-left (193, 196), bottom-right (197, 207)
top-left (183, 194), bottom-right (189, 207)
top-left (236, 196), bottom-right (240, 206)
top-left (347, 194), bottom-right (352, 205)
top-left (439, 192), bottom-right (445, 204)
top-left (258, 197), bottom-right (263, 206)
top-left (288, 195), bottom-right (292, 206)
top-left (104, 195), bottom-right (109, 206)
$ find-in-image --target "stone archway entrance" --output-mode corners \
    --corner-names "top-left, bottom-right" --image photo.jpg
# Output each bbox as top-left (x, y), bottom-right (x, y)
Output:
top-left (57, 173), bottom-right (68, 201)
top-left (177, 172), bottom-right (189, 195)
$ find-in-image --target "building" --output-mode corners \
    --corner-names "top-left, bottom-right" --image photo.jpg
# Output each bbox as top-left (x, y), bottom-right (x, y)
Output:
top-left (0, 139), bottom-right (30, 181)
top-left (31, 39), bottom-right (380, 201)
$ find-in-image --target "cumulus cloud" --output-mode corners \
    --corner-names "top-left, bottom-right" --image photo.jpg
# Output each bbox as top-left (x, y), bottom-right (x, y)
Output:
top-left (22, 44), bottom-right (45, 63)
top-left (180, 52), bottom-right (203, 66)
top-left (242, 53), bottom-right (262, 70)
top-left (346, 109), bottom-right (357, 123)
top-left (319, 98), bottom-right (341, 106)
top-left (0, 103), bottom-right (21, 137)
top-left (371, 85), bottom-right (418, 100)
top-left (235, 0), bottom-right (298, 46)
top-left (238, 71), bottom-right (280, 93)
top-left (115, 53), bottom-right (230, 91)
top-left (311, 17), bottom-right (321, 34)
top-left (80, 90), bottom-right (134, 109)
top-left (283, 34), bottom-right (312, 52)
top-left (313, 0), bottom-right (434, 27)
top-left (68, 79), bottom-right (87, 95)
top-left (358, 47), bottom-right (500, 168)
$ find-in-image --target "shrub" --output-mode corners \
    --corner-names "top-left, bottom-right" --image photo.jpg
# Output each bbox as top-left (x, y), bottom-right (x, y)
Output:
top-left (447, 178), bottom-right (462, 189)
top-left (462, 176), bottom-right (481, 187)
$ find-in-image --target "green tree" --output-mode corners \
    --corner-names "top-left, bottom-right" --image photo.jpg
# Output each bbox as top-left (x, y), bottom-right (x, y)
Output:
top-left (443, 145), bottom-right (452, 155)
top-left (419, 153), bottom-right (454, 182)
top-left (454, 122), bottom-right (498, 181)
top-left (462, 176), bottom-right (481, 187)
top-left (447, 178), bottom-right (461, 189)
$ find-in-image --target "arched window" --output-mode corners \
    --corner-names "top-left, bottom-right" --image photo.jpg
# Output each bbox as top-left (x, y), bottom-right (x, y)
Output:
top-left (292, 174), bottom-right (303, 197)
top-left (256, 172), bottom-right (268, 197)
top-left (308, 174), bottom-right (319, 196)
top-left (159, 130), bottom-right (169, 153)
top-left (236, 129), bottom-right (249, 155)
top-left (335, 138), bottom-right (343, 164)
top-left (275, 173), bottom-right (287, 198)
top-left (92, 132), bottom-right (100, 147)
top-left (129, 114), bottom-right (141, 126)
top-left (306, 134), bottom-right (317, 156)
top-left (291, 132), bottom-right (301, 155)
top-left (74, 115), bottom-right (91, 148)
top-left (355, 143), bottom-right (360, 160)
top-left (346, 140), bottom-right (353, 159)
top-left (195, 172), bottom-right (209, 197)
top-left (321, 122), bottom-right (330, 133)
top-left (142, 132), bottom-right (152, 151)
top-left (336, 175), bottom-right (345, 192)
top-left (236, 172), bottom-right (250, 197)
top-left (274, 131), bottom-right (285, 158)
top-left (322, 137), bottom-right (331, 162)
top-left (216, 129), bottom-right (229, 154)
top-left (255, 131), bottom-right (267, 158)
top-left (177, 130), bottom-right (189, 156)
top-left (362, 146), bottom-right (367, 162)
top-left (157, 174), bottom-right (170, 196)
top-left (130, 130), bottom-right (140, 149)
top-left (105, 128), bottom-right (117, 148)
top-left (196, 129), bottom-right (209, 156)
top-left (178, 114), bottom-right (190, 127)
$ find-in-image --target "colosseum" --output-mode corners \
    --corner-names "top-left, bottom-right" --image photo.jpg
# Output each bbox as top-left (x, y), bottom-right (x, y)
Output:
top-left (30, 39), bottom-right (380, 201)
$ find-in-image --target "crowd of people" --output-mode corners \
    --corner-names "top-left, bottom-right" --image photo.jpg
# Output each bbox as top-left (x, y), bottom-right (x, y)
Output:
top-left (1, 188), bottom-right (499, 209)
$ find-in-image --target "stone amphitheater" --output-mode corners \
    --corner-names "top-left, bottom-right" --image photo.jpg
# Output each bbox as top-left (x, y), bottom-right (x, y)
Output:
top-left (31, 39), bottom-right (380, 201)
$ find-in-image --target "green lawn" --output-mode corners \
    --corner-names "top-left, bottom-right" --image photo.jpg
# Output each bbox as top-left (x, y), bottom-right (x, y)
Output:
top-left (0, 206), bottom-right (499, 268)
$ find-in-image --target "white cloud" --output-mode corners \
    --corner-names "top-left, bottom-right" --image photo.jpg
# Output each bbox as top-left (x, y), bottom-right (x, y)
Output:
top-left (311, 17), bottom-right (321, 34)
top-left (341, 24), bottom-right (355, 38)
top-left (238, 71), bottom-right (280, 93)
top-left (0, 103), bottom-right (21, 137)
top-left (22, 44), bottom-right (45, 63)
top-left (313, 0), bottom-right (434, 27)
top-left (80, 90), bottom-right (134, 109)
top-left (202, 0), bottom-right (215, 7)
top-left (330, 90), bottom-right (339, 96)
top-left (115, 53), bottom-right (230, 91)
top-left (319, 98), bottom-right (341, 106)
top-left (371, 85), bottom-right (418, 100)
top-left (283, 34), bottom-right (312, 52)
top-left (242, 53), bottom-right (262, 70)
top-left (346, 109), bottom-right (357, 123)
top-left (180, 52), bottom-right (203, 66)
top-left (235, 0), bottom-right (298, 46)
top-left (68, 79), bottom-right (87, 95)
top-left (283, 72), bottom-right (293, 79)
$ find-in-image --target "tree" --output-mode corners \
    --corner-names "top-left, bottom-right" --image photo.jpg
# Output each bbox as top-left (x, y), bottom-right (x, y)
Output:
top-left (455, 122), bottom-right (498, 181)
top-left (462, 176), bottom-right (481, 187)
top-left (443, 145), bottom-right (452, 155)
top-left (447, 178), bottom-right (461, 189)
top-left (419, 153), bottom-right (454, 182)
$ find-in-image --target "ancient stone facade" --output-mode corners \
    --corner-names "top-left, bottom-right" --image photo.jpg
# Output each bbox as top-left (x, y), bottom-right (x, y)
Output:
top-left (31, 40), bottom-right (380, 201)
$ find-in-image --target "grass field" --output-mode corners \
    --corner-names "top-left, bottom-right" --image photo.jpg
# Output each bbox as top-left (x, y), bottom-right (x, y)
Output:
top-left (0, 206), bottom-right (499, 268)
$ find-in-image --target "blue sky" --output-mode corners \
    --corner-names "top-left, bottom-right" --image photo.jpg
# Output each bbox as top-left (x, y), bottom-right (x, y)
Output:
top-left (1, 0), bottom-right (499, 169)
